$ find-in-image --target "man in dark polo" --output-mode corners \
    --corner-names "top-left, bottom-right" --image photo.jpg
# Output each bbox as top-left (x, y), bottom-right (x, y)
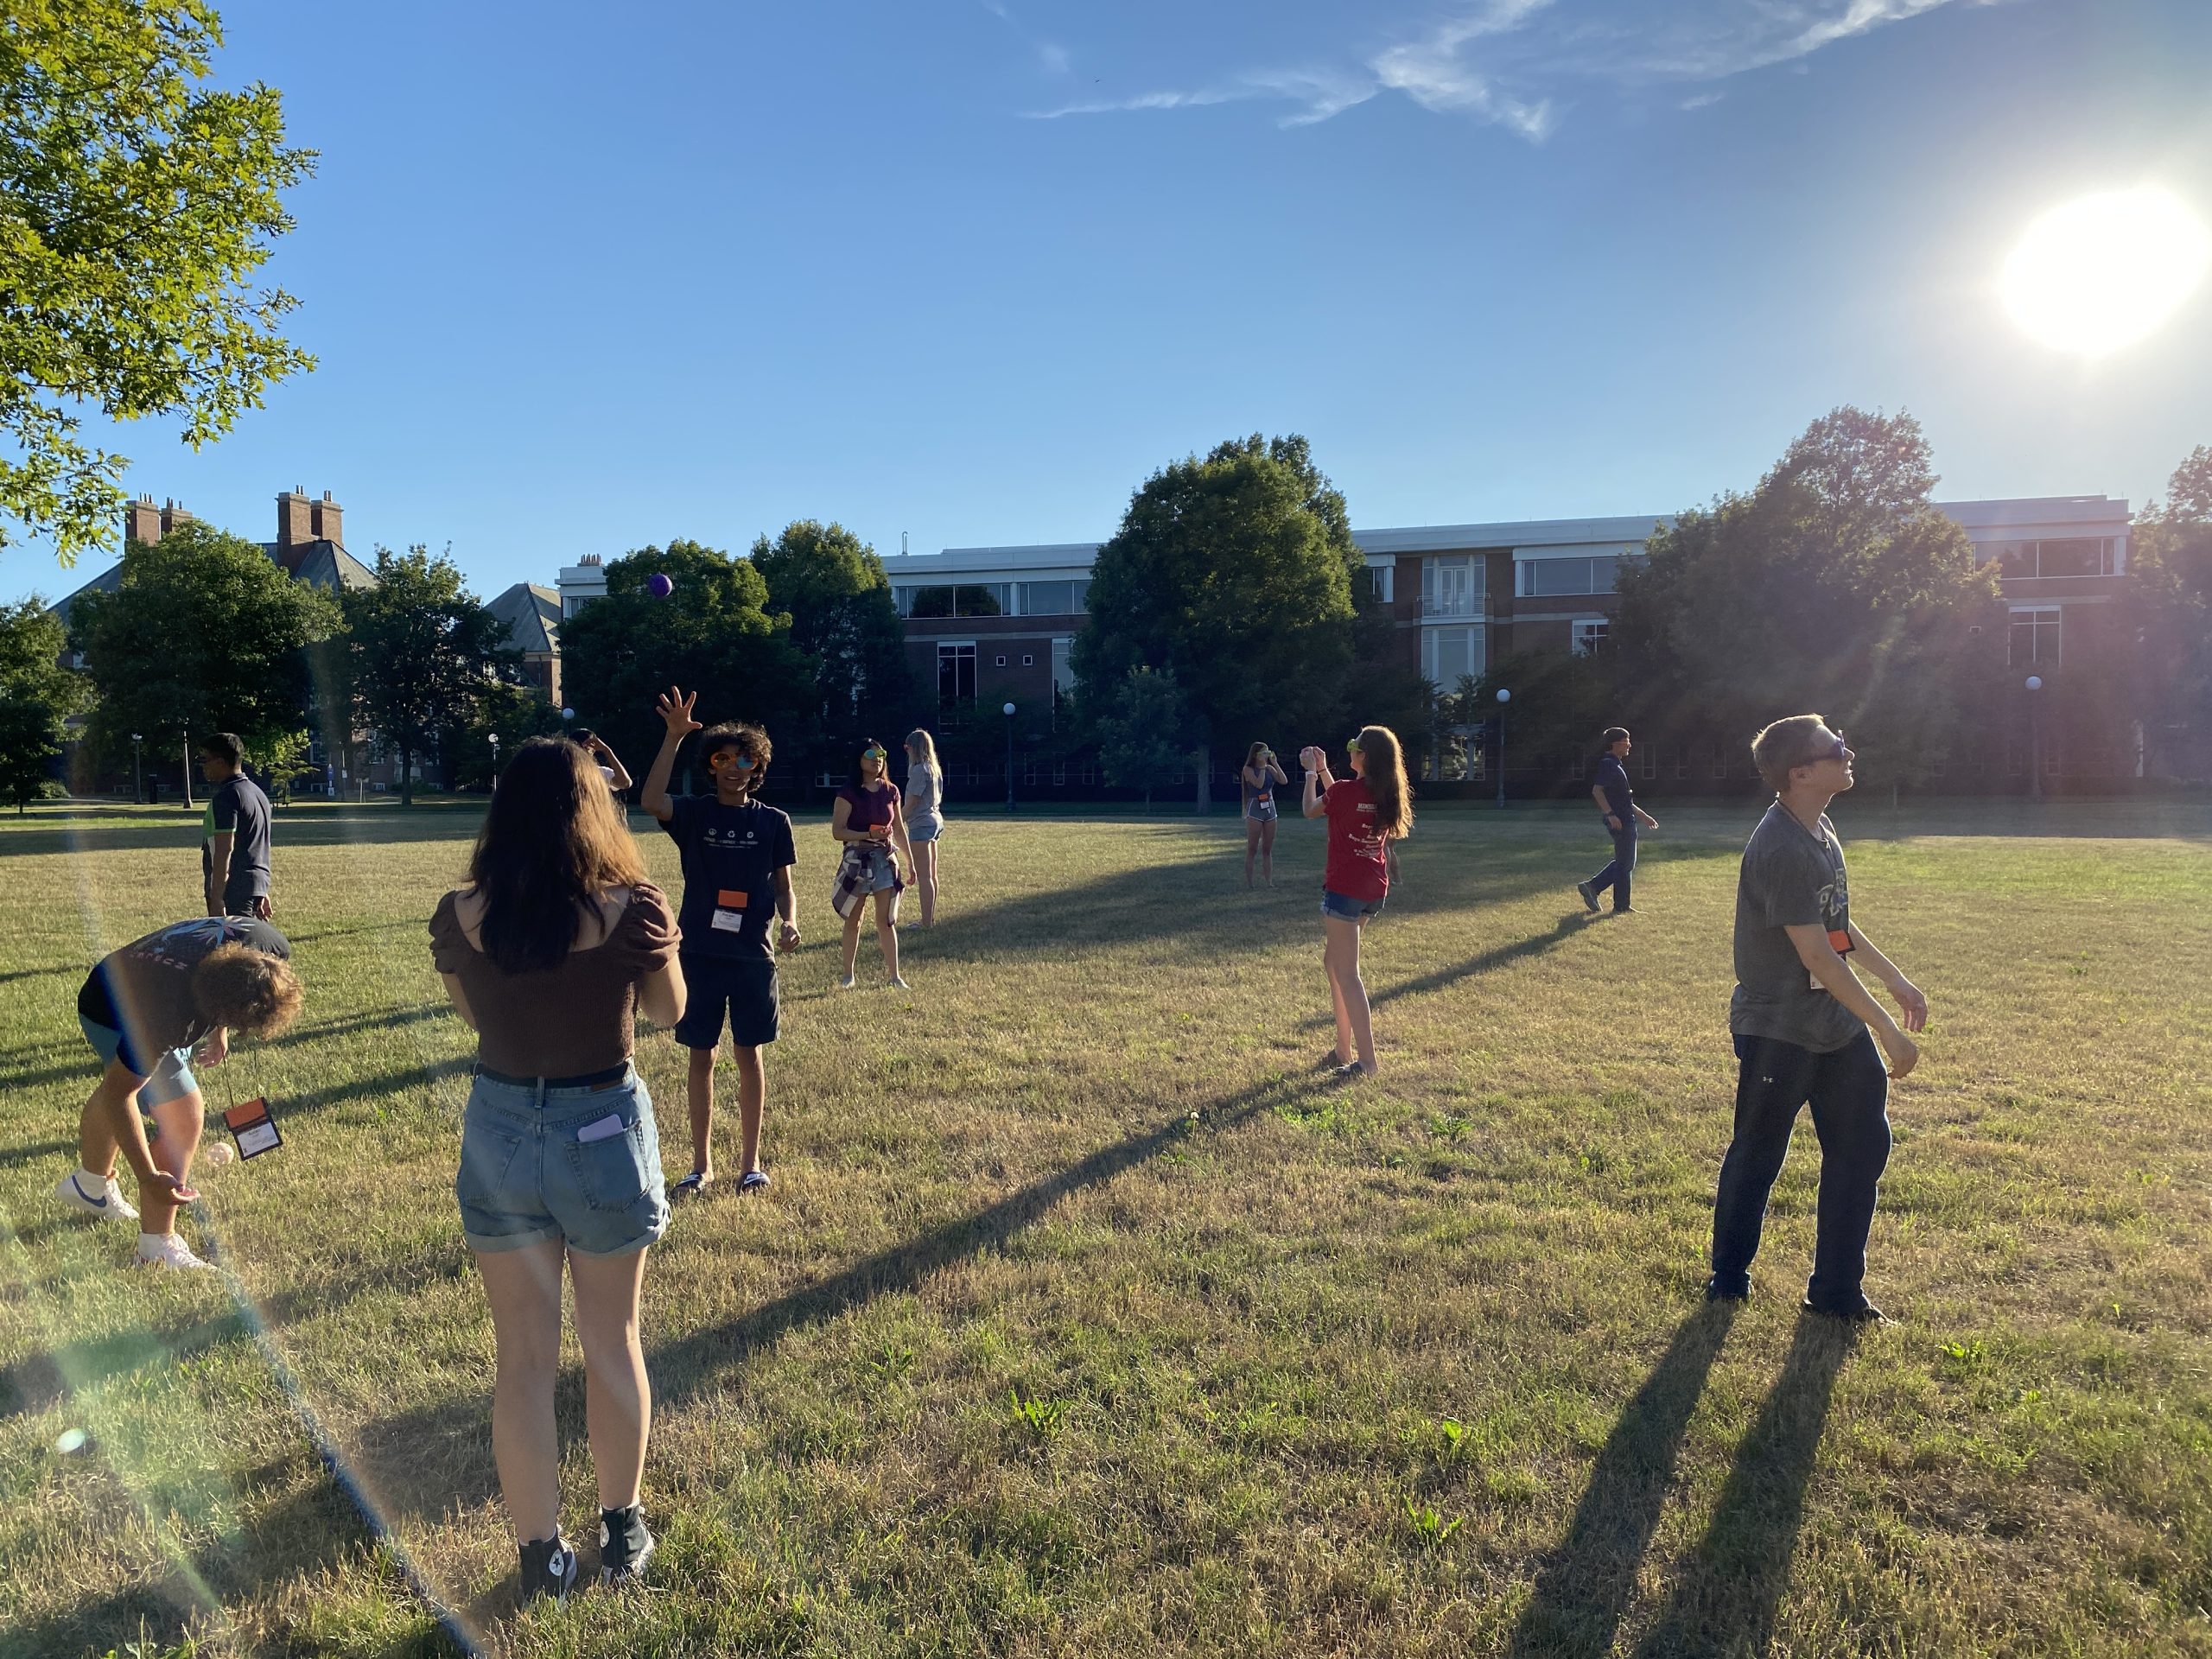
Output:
top-left (1577, 726), bottom-right (1658, 914)
top-left (200, 733), bottom-right (273, 919)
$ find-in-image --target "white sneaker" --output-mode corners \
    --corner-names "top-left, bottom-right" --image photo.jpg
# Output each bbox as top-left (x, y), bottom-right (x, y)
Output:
top-left (55, 1169), bottom-right (138, 1222)
top-left (839, 975), bottom-right (857, 990)
top-left (889, 976), bottom-right (911, 989)
top-left (136, 1233), bottom-right (213, 1271)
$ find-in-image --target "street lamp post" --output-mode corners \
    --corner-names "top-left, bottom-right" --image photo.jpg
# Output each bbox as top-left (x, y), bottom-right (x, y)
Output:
top-left (488, 732), bottom-right (499, 789)
top-left (130, 733), bottom-right (143, 804)
top-left (2024, 675), bottom-right (2044, 803)
top-left (1002, 702), bottom-right (1018, 812)
top-left (1494, 688), bottom-right (1512, 809)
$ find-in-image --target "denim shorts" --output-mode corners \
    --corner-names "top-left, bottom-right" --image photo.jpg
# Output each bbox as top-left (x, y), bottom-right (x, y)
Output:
top-left (79, 1016), bottom-right (199, 1106)
top-left (1319, 887), bottom-right (1386, 923)
top-left (908, 817), bottom-right (944, 844)
top-left (454, 1067), bottom-right (668, 1257)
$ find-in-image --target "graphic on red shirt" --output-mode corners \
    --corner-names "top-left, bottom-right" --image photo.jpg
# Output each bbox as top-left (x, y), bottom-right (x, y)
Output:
top-left (1323, 778), bottom-right (1389, 901)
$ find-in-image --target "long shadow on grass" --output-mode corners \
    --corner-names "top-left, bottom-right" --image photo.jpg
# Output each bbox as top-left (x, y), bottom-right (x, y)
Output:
top-left (1623, 1314), bottom-right (1855, 1659)
top-left (6, 811), bottom-right (482, 859)
top-left (276, 1001), bottom-right (453, 1048)
top-left (1503, 1302), bottom-right (1738, 1659)
top-left (345, 1068), bottom-right (1325, 1524)
top-left (1299, 913), bottom-right (1590, 1029)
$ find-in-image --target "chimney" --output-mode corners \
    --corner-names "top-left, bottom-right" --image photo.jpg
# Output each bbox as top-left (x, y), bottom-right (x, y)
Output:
top-left (125, 494), bottom-right (162, 547)
top-left (310, 488), bottom-right (344, 548)
top-left (276, 486), bottom-right (315, 557)
top-left (159, 498), bottom-right (193, 536)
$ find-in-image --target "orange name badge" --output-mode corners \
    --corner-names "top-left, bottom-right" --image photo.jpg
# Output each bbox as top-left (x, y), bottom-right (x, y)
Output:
top-left (1827, 928), bottom-right (1852, 956)
top-left (717, 889), bottom-right (749, 909)
top-left (224, 1096), bottom-right (283, 1159)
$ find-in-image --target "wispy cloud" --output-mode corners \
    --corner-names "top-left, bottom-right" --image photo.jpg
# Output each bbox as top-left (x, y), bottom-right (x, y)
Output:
top-left (1022, 0), bottom-right (2010, 139)
top-left (979, 0), bottom-right (1072, 78)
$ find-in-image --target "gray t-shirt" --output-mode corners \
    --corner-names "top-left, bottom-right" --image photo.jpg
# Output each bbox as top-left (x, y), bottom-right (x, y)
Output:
top-left (906, 761), bottom-right (943, 828)
top-left (1729, 802), bottom-right (1860, 1053)
top-left (202, 773), bottom-right (272, 912)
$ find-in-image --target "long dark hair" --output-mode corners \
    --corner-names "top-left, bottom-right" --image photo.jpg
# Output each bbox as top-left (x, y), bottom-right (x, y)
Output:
top-left (468, 738), bottom-right (647, 973)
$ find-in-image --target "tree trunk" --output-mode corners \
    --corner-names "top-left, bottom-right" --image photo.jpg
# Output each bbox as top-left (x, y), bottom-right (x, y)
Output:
top-left (1193, 742), bottom-right (1211, 813)
top-left (399, 745), bottom-right (415, 806)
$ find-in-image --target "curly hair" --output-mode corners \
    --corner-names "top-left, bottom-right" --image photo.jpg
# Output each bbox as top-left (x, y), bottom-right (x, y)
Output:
top-left (192, 945), bottom-right (303, 1039)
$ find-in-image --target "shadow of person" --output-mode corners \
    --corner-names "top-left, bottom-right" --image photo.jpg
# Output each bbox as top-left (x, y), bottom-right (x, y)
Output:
top-left (1307, 913), bottom-right (1591, 1030)
top-left (1625, 1312), bottom-right (1859, 1658)
top-left (1504, 1301), bottom-right (1738, 1659)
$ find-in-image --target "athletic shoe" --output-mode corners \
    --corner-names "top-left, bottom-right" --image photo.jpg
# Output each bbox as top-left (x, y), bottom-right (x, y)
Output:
top-left (737, 1169), bottom-right (771, 1196)
top-left (55, 1169), bottom-right (138, 1222)
top-left (136, 1233), bottom-right (213, 1271)
top-left (888, 976), bottom-right (911, 989)
top-left (518, 1534), bottom-right (579, 1607)
top-left (1704, 1277), bottom-right (1750, 1304)
top-left (1575, 880), bottom-right (1599, 913)
top-left (1802, 1298), bottom-right (1891, 1326)
top-left (599, 1504), bottom-right (655, 1587)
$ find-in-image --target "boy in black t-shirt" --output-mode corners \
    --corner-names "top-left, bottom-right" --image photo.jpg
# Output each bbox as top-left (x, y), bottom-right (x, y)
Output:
top-left (642, 687), bottom-right (799, 1199)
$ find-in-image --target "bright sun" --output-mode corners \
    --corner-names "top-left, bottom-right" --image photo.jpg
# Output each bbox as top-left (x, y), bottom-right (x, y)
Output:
top-left (1999, 187), bottom-right (2212, 357)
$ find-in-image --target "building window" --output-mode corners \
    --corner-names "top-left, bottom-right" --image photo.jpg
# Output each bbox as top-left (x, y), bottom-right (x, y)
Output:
top-left (1049, 638), bottom-right (1075, 696)
top-left (1421, 555), bottom-right (1482, 618)
top-left (1021, 653), bottom-right (1034, 666)
top-left (1362, 562), bottom-right (1395, 606)
top-left (1518, 555), bottom-right (1632, 597)
top-left (1710, 744), bottom-right (1729, 779)
top-left (1421, 625), bottom-right (1485, 689)
top-left (2009, 607), bottom-right (2061, 666)
top-left (938, 642), bottom-right (976, 705)
top-left (1017, 580), bottom-right (1088, 616)
top-left (1993, 537), bottom-right (2116, 580)
top-left (1572, 618), bottom-right (1609, 656)
top-left (1639, 743), bottom-right (1657, 779)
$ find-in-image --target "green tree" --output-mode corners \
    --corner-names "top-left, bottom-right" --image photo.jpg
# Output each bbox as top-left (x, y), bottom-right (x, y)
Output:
top-left (558, 540), bottom-right (813, 789)
top-left (750, 519), bottom-right (915, 768)
top-left (2124, 445), bottom-right (2212, 780)
top-left (340, 545), bottom-right (513, 805)
top-left (1075, 434), bottom-right (1361, 809)
top-left (1613, 407), bottom-right (1999, 797)
top-left (1092, 667), bottom-right (1192, 807)
top-left (0, 596), bottom-right (87, 809)
top-left (3, 0), bottom-right (316, 564)
top-left (67, 519), bottom-right (340, 803)
top-left (448, 679), bottom-right (566, 792)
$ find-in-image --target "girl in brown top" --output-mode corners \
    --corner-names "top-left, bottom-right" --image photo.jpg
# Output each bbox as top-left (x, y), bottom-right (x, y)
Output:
top-left (429, 737), bottom-right (684, 1605)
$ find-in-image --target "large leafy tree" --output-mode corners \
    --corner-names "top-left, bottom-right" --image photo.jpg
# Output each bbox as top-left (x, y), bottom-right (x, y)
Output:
top-left (1613, 407), bottom-right (2000, 795)
top-left (0, 596), bottom-right (87, 809)
top-left (750, 518), bottom-right (915, 767)
top-left (67, 519), bottom-right (340, 803)
top-left (1092, 666), bottom-right (1192, 807)
top-left (3, 0), bottom-right (316, 564)
top-left (2124, 445), bottom-right (2212, 780)
top-left (339, 545), bottom-right (513, 804)
top-left (558, 540), bottom-right (813, 791)
top-left (1075, 433), bottom-right (1361, 809)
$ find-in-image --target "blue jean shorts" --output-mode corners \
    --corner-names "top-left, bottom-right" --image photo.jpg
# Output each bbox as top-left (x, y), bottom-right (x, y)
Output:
top-left (1319, 887), bottom-right (1386, 924)
top-left (908, 817), bottom-right (944, 844)
top-left (80, 1016), bottom-right (199, 1106)
top-left (455, 1067), bottom-right (668, 1257)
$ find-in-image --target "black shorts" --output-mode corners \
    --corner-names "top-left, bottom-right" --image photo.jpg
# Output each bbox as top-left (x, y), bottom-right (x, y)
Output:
top-left (674, 954), bottom-right (779, 1051)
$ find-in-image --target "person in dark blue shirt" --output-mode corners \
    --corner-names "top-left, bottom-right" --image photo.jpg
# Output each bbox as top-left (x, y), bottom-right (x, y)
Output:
top-left (641, 688), bottom-right (800, 1201)
top-left (1577, 727), bottom-right (1659, 914)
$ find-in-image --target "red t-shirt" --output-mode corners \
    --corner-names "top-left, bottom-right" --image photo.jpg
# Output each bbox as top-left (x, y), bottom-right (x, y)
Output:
top-left (1323, 778), bottom-right (1390, 900)
top-left (838, 782), bottom-right (900, 836)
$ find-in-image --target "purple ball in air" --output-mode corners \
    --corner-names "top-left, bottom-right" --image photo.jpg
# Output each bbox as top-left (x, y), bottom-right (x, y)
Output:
top-left (646, 573), bottom-right (674, 598)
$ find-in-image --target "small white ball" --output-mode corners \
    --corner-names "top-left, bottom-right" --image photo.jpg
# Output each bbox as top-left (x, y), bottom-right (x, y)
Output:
top-left (204, 1142), bottom-right (237, 1167)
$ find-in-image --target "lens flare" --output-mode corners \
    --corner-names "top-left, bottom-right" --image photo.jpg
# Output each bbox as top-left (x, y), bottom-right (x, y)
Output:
top-left (1999, 187), bottom-right (2212, 357)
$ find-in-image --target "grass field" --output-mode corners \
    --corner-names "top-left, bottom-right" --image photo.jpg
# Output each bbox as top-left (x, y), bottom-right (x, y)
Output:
top-left (2, 798), bottom-right (2209, 1659)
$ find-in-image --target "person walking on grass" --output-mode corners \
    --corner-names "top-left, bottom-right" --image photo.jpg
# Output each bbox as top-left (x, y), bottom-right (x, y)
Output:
top-left (640, 690), bottom-right (798, 1202)
top-left (1301, 725), bottom-right (1413, 1078)
top-left (1577, 726), bottom-right (1659, 915)
top-left (1705, 715), bottom-right (1928, 1325)
top-left (54, 916), bottom-right (301, 1268)
top-left (200, 732), bottom-right (274, 919)
top-left (903, 728), bottom-right (945, 926)
top-left (831, 740), bottom-right (913, 989)
top-left (1241, 741), bottom-right (1288, 888)
top-left (431, 737), bottom-right (686, 1605)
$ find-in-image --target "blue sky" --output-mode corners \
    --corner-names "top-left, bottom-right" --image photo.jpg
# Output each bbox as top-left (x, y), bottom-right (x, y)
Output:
top-left (12, 0), bottom-right (2212, 607)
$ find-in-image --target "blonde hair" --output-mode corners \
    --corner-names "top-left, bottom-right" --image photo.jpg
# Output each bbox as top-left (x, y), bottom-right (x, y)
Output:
top-left (905, 728), bottom-right (938, 769)
top-left (1357, 724), bottom-right (1414, 841)
top-left (1751, 714), bottom-right (1834, 792)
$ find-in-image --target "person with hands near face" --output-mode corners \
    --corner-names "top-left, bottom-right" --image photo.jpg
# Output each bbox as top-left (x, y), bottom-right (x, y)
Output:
top-left (1705, 715), bottom-right (1929, 1325)
top-left (572, 728), bottom-right (633, 795)
top-left (1300, 727), bottom-right (1414, 1078)
top-left (830, 741), bottom-right (913, 989)
top-left (1241, 741), bottom-right (1289, 888)
top-left (54, 915), bottom-right (302, 1269)
top-left (641, 688), bottom-right (799, 1200)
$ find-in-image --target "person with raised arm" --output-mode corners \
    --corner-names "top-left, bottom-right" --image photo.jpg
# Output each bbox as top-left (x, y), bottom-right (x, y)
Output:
top-left (1300, 726), bottom-right (1413, 1078)
top-left (1704, 715), bottom-right (1928, 1325)
top-left (640, 688), bottom-right (799, 1200)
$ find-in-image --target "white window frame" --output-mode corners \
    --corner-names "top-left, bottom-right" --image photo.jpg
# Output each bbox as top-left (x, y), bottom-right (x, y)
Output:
top-left (2008, 605), bottom-right (2062, 667)
top-left (1421, 624), bottom-right (1485, 688)
top-left (1571, 618), bottom-right (1609, 657)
